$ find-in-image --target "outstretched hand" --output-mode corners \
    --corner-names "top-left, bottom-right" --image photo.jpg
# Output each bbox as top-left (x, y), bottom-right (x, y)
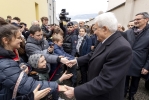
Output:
top-left (59, 71), bottom-right (73, 82)
top-left (33, 84), bottom-right (51, 100)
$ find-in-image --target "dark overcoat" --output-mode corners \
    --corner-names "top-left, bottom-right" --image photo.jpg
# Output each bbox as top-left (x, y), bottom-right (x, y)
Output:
top-left (125, 24), bottom-right (149, 77)
top-left (74, 31), bottom-right (132, 100)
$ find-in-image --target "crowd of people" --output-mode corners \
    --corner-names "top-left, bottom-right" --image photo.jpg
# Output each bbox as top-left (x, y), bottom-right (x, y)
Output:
top-left (0, 11), bottom-right (149, 100)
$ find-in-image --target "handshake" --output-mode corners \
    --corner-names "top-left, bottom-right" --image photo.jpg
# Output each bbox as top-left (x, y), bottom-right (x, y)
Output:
top-left (59, 56), bottom-right (77, 68)
top-left (59, 85), bottom-right (75, 99)
top-left (33, 84), bottom-right (75, 100)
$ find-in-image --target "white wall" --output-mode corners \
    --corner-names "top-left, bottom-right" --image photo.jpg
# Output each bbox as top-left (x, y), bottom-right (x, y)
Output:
top-left (107, 0), bottom-right (149, 29)
top-left (108, 0), bottom-right (126, 11)
top-left (109, 4), bottom-right (125, 25)
top-left (132, 0), bottom-right (149, 18)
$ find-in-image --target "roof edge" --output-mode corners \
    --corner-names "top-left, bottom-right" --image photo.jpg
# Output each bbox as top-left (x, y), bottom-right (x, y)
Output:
top-left (107, 2), bottom-right (125, 12)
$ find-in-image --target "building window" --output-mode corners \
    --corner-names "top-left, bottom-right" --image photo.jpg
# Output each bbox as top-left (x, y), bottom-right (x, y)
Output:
top-left (35, 2), bottom-right (39, 20)
top-left (49, 4), bottom-right (51, 10)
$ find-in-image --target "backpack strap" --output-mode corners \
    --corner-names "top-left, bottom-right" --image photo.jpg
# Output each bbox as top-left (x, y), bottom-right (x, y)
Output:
top-left (49, 64), bottom-right (61, 81)
top-left (12, 71), bottom-right (24, 99)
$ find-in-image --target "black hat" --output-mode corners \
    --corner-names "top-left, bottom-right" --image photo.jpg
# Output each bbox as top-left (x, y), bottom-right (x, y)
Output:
top-left (67, 22), bottom-right (74, 27)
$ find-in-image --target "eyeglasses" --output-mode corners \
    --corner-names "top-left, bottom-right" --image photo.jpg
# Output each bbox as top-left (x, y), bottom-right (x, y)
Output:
top-left (134, 18), bottom-right (145, 21)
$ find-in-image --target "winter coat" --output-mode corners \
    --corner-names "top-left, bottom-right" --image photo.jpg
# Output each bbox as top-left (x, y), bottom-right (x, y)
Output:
top-left (41, 24), bottom-right (52, 40)
top-left (25, 36), bottom-right (59, 72)
top-left (54, 44), bottom-right (74, 60)
top-left (90, 34), bottom-right (98, 46)
top-left (74, 32), bottom-right (132, 100)
top-left (0, 46), bottom-right (58, 100)
top-left (124, 24), bottom-right (149, 77)
top-left (62, 31), bottom-right (78, 56)
top-left (11, 92), bottom-right (34, 100)
top-left (77, 35), bottom-right (92, 56)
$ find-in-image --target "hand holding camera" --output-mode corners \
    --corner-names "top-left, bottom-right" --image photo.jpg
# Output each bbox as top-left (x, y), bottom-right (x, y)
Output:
top-left (59, 9), bottom-right (71, 22)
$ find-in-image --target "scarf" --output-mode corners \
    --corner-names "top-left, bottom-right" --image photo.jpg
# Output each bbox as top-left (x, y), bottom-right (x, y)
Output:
top-left (134, 27), bottom-right (143, 36)
top-left (33, 66), bottom-right (49, 74)
top-left (76, 33), bottom-right (86, 53)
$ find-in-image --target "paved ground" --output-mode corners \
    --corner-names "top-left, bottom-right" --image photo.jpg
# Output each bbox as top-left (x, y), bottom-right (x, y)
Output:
top-left (59, 71), bottom-right (149, 100)
top-left (125, 78), bottom-right (149, 100)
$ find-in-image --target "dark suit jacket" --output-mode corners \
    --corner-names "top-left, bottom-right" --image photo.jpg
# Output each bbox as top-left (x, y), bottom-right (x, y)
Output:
top-left (74, 31), bottom-right (132, 100)
top-left (124, 24), bottom-right (149, 77)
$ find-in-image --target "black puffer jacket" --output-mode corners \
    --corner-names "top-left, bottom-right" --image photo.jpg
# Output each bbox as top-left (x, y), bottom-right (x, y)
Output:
top-left (63, 32), bottom-right (78, 56)
top-left (0, 46), bottom-right (58, 100)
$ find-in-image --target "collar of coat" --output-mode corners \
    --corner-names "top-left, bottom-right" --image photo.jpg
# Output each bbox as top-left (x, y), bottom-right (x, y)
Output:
top-left (0, 48), bottom-right (20, 61)
top-left (26, 36), bottom-right (44, 45)
top-left (132, 24), bottom-right (149, 32)
top-left (90, 31), bottom-right (122, 61)
top-left (67, 30), bottom-right (75, 34)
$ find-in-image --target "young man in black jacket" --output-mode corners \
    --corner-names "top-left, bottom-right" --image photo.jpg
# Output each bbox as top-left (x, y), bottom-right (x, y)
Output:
top-left (41, 17), bottom-right (52, 41)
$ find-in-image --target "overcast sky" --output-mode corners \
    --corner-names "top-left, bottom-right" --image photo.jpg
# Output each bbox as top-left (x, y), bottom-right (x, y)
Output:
top-left (56, 0), bottom-right (108, 16)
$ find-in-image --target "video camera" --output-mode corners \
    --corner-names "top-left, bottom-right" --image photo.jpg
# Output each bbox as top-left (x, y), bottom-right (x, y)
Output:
top-left (59, 9), bottom-right (71, 22)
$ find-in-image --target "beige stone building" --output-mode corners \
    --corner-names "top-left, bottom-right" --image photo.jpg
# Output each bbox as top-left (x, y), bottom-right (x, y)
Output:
top-left (85, 0), bottom-right (149, 29)
top-left (0, 0), bottom-right (58, 28)
top-left (107, 0), bottom-right (149, 29)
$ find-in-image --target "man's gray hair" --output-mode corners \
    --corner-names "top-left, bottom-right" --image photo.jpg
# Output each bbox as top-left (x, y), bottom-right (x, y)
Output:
top-left (136, 12), bottom-right (149, 19)
top-left (31, 20), bottom-right (39, 25)
top-left (94, 12), bottom-right (118, 33)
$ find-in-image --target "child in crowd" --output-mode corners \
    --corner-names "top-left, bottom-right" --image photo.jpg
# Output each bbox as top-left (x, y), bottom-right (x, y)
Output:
top-left (52, 34), bottom-right (74, 59)
top-left (47, 28), bottom-right (65, 82)
top-left (28, 54), bottom-right (73, 83)
top-left (52, 34), bottom-right (77, 87)
top-left (27, 54), bottom-right (73, 100)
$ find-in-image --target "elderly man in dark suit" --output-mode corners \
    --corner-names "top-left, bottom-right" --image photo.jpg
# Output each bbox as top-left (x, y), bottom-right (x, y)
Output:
top-left (124, 12), bottom-right (149, 100)
top-left (64, 12), bottom-right (132, 100)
